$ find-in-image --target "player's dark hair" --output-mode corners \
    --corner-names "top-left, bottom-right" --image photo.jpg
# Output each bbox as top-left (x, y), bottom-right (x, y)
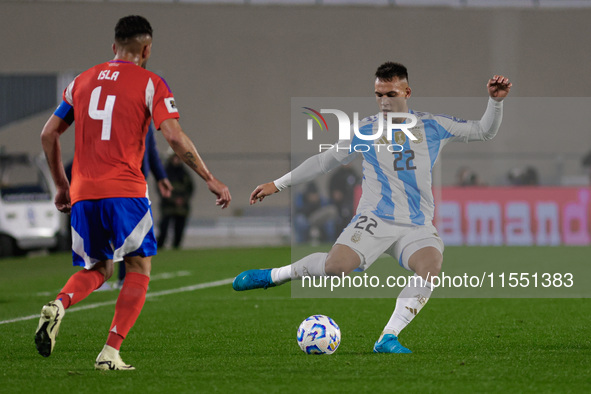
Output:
top-left (114, 15), bottom-right (153, 43)
top-left (375, 62), bottom-right (408, 82)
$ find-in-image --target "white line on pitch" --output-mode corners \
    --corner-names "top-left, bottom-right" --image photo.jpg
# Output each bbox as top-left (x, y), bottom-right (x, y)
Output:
top-left (35, 271), bottom-right (193, 297)
top-left (0, 277), bottom-right (234, 326)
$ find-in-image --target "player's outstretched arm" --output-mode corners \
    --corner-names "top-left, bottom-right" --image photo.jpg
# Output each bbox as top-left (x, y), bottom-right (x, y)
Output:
top-left (40, 115), bottom-right (71, 213)
top-left (250, 182), bottom-right (279, 205)
top-left (445, 75), bottom-right (513, 143)
top-left (159, 118), bottom-right (231, 209)
top-left (250, 148), bottom-right (346, 205)
top-left (487, 75), bottom-right (512, 101)
top-left (475, 75), bottom-right (512, 140)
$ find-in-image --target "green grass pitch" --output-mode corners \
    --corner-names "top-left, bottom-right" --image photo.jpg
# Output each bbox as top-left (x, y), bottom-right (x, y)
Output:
top-left (0, 246), bottom-right (590, 393)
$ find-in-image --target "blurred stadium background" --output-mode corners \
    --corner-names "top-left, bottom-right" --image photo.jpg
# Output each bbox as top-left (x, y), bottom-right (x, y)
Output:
top-left (0, 0), bottom-right (590, 252)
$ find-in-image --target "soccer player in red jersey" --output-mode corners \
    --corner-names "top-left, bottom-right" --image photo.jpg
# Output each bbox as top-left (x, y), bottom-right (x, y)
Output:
top-left (35, 15), bottom-right (231, 370)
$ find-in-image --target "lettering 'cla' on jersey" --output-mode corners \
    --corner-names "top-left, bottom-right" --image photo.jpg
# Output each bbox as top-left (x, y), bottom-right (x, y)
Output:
top-left (328, 110), bottom-right (483, 226)
top-left (63, 60), bottom-right (179, 204)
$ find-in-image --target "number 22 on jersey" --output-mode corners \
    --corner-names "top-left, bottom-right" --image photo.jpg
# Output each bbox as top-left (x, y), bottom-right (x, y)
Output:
top-left (88, 86), bottom-right (116, 140)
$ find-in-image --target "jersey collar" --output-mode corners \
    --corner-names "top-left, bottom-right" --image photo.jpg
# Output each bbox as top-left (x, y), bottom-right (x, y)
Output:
top-left (108, 60), bottom-right (135, 65)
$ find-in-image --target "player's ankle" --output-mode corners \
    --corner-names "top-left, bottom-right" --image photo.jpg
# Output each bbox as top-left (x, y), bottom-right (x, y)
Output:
top-left (271, 267), bottom-right (291, 285)
top-left (106, 332), bottom-right (124, 351)
top-left (380, 329), bottom-right (399, 341)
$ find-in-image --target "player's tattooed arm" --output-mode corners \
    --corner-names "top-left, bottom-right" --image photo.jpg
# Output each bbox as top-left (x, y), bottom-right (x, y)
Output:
top-left (159, 118), bottom-right (231, 208)
top-left (183, 151), bottom-right (200, 172)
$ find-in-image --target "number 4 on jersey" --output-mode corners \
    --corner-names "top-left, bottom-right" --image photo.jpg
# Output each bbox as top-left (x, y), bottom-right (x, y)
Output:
top-left (88, 86), bottom-right (116, 140)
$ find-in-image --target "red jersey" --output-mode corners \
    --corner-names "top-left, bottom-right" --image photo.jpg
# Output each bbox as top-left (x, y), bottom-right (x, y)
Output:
top-left (63, 60), bottom-right (179, 204)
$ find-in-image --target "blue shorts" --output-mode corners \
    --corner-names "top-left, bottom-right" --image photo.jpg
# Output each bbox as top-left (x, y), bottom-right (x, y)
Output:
top-left (71, 198), bottom-right (157, 269)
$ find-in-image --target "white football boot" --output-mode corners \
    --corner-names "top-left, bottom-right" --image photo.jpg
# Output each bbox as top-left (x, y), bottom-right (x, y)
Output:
top-left (35, 299), bottom-right (65, 357)
top-left (95, 345), bottom-right (135, 371)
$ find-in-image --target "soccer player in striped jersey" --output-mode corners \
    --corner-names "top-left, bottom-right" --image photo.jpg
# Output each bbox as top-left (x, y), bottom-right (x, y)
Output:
top-left (233, 62), bottom-right (511, 353)
top-left (35, 15), bottom-right (231, 370)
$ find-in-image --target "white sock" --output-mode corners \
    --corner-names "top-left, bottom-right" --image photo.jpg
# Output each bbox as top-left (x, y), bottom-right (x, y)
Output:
top-left (271, 253), bottom-right (327, 285)
top-left (384, 274), bottom-right (433, 337)
top-left (271, 266), bottom-right (291, 285)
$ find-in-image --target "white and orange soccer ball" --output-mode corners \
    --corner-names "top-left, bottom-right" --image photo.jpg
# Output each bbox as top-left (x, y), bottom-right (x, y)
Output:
top-left (297, 315), bottom-right (341, 355)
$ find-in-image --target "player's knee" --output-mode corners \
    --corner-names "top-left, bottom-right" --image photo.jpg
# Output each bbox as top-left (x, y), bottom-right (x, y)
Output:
top-left (424, 256), bottom-right (442, 278)
top-left (103, 265), bottom-right (114, 281)
top-left (124, 256), bottom-right (151, 276)
top-left (409, 248), bottom-right (443, 279)
top-left (92, 261), bottom-right (113, 281)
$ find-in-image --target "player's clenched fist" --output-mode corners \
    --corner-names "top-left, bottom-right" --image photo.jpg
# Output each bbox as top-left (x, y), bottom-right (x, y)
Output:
top-left (487, 75), bottom-right (512, 102)
top-left (250, 182), bottom-right (279, 205)
top-left (54, 187), bottom-right (71, 213)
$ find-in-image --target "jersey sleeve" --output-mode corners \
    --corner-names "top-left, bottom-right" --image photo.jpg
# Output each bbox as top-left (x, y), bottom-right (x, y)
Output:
top-left (329, 123), bottom-right (361, 165)
top-left (273, 129), bottom-right (359, 191)
top-left (149, 75), bottom-right (180, 129)
top-left (62, 77), bottom-right (76, 106)
top-left (53, 78), bottom-right (77, 124)
top-left (433, 98), bottom-right (503, 145)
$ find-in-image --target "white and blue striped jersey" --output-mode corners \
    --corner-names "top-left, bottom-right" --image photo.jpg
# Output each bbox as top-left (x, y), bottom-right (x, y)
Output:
top-left (323, 98), bottom-right (503, 226)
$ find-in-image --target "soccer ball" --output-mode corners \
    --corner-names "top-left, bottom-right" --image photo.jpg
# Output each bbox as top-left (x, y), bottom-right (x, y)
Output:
top-left (297, 315), bottom-right (341, 355)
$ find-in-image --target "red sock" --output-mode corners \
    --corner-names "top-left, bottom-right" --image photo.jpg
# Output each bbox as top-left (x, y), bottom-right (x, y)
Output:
top-left (106, 272), bottom-right (150, 350)
top-left (56, 269), bottom-right (105, 309)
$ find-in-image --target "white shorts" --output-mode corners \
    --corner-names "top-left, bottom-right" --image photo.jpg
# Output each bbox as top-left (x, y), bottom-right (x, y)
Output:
top-left (335, 211), bottom-right (444, 271)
